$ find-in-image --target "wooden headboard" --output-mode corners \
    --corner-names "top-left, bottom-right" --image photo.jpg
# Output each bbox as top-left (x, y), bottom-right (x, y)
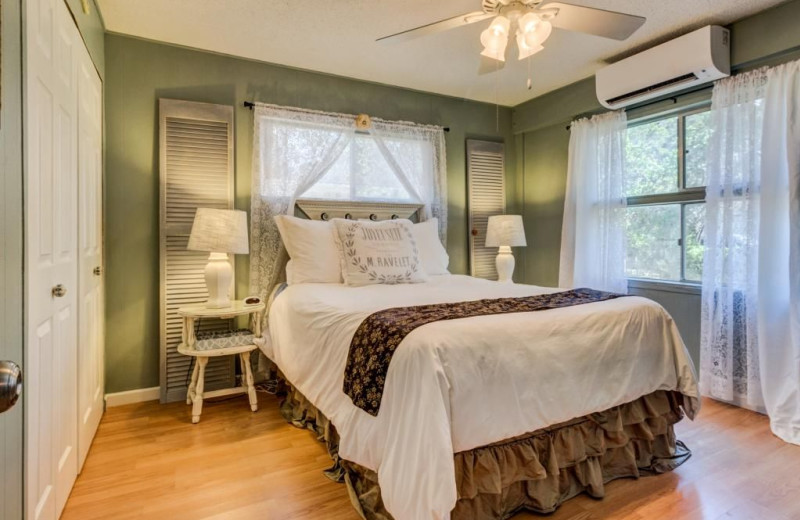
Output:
top-left (295, 199), bottom-right (424, 222)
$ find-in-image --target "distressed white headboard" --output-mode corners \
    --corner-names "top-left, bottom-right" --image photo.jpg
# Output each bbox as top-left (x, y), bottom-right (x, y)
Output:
top-left (295, 199), bottom-right (423, 222)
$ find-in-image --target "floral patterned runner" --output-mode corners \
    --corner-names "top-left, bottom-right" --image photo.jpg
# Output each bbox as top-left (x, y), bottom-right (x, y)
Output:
top-left (343, 288), bottom-right (628, 416)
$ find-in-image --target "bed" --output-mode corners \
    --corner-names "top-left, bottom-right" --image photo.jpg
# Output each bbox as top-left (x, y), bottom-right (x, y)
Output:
top-left (255, 203), bottom-right (699, 520)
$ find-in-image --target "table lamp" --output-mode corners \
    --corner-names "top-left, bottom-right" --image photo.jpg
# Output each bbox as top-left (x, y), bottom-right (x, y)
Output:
top-left (188, 208), bottom-right (249, 308)
top-left (485, 215), bottom-right (526, 283)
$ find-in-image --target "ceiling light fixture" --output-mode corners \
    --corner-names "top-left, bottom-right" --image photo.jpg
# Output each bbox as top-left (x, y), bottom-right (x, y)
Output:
top-left (480, 8), bottom-right (555, 62)
top-left (378, 0), bottom-right (647, 84)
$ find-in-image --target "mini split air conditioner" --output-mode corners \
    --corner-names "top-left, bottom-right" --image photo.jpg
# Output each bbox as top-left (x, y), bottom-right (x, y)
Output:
top-left (596, 25), bottom-right (730, 110)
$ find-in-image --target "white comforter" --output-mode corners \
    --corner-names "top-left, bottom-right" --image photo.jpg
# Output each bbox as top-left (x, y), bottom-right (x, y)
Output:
top-left (259, 275), bottom-right (699, 520)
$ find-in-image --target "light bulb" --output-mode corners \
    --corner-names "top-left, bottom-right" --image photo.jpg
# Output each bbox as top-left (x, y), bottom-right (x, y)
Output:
top-left (523, 20), bottom-right (552, 49)
top-left (488, 16), bottom-right (510, 36)
top-left (518, 13), bottom-right (540, 35)
top-left (481, 38), bottom-right (508, 61)
top-left (480, 16), bottom-right (510, 62)
top-left (516, 33), bottom-right (544, 60)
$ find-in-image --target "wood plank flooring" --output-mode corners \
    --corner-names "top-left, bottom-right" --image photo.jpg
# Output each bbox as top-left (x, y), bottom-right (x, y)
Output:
top-left (62, 393), bottom-right (800, 520)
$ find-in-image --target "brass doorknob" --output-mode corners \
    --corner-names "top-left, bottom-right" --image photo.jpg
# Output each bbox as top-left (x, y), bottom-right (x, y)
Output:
top-left (93, 266), bottom-right (103, 276)
top-left (52, 284), bottom-right (67, 298)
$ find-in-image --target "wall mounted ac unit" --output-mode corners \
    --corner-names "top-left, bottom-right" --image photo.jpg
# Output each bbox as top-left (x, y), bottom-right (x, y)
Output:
top-left (596, 25), bottom-right (730, 110)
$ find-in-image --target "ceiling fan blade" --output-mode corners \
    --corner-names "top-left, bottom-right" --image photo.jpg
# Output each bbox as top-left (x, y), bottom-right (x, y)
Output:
top-left (541, 2), bottom-right (645, 41)
top-left (478, 55), bottom-right (506, 76)
top-left (377, 11), bottom-right (494, 43)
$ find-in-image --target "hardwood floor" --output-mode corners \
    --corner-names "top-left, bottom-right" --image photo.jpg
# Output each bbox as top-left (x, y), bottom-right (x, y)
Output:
top-left (63, 393), bottom-right (800, 520)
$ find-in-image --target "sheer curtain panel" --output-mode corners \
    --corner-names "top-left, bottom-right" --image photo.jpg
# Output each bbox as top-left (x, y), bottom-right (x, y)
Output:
top-left (372, 122), bottom-right (447, 241)
top-left (249, 106), bottom-right (353, 301)
top-left (559, 111), bottom-right (628, 294)
top-left (700, 69), bottom-right (766, 412)
top-left (700, 60), bottom-right (800, 444)
top-left (249, 104), bottom-right (447, 304)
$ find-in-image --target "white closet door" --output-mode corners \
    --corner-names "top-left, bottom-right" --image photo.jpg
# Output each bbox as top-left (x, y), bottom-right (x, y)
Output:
top-left (77, 38), bottom-right (104, 470)
top-left (25, 0), bottom-right (80, 518)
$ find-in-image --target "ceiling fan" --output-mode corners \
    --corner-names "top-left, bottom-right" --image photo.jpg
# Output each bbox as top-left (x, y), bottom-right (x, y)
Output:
top-left (377, 0), bottom-right (646, 69)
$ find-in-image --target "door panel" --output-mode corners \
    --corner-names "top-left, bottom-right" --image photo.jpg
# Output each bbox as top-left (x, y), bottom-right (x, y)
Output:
top-left (77, 41), bottom-right (104, 469)
top-left (33, 80), bottom-right (55, 262)
top-left (54, 306), bottom-right (77, 514)
top-left (25, 0), bottom-right (81, 518)
top-left (30, 319), bottom-right (54, 520)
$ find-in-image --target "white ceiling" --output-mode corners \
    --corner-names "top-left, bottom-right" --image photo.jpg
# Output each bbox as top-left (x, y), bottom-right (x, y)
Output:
top-left (97, 0), bottom-right (787, 106)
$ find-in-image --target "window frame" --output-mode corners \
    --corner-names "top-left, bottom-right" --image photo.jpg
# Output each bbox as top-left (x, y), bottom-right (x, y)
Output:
top-left (625, 104), bottom-right (710, 285)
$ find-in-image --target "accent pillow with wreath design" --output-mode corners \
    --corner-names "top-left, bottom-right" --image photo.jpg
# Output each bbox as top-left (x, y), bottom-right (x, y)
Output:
top-left (332, 219), bottom-right (428, 287)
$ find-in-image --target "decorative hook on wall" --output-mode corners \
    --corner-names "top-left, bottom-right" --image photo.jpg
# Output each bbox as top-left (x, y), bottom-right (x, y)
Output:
top-left (355, 114), bottom-right (372, 130)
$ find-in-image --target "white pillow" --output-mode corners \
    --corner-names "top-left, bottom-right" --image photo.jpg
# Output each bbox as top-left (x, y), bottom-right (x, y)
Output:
top-left (285, 259), bottom-right (296, 285)
top-left (274, 215), bottom-right (342, 284)
top-left (413, 218), bottom-right (449, 275)
top-left (332, 219), bottom-right (428, 287)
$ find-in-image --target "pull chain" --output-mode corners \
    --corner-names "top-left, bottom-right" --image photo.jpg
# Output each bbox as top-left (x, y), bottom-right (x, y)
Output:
top-left (527, 56), bottom-right (532, 90)
top-left (495, 59), bottom-right (500, 133)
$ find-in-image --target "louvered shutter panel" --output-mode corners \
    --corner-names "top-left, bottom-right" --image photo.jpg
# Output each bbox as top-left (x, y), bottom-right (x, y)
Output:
top-left (467, 140), bottom-right (506, 280)
top-left (159, 99), bottom-right (235, 403)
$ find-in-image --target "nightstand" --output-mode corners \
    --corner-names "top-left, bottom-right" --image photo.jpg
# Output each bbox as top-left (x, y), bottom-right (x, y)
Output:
top-left (177, 300), bottom-right (266, 424)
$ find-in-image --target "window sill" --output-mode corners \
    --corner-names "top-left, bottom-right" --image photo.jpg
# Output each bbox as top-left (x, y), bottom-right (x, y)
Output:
top-left (627, 278), bottom-right (702, 296)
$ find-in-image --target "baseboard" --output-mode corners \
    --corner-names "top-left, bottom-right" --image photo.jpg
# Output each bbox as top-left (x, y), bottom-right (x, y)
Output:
top-left (104, 387), bottom-right (161, 407)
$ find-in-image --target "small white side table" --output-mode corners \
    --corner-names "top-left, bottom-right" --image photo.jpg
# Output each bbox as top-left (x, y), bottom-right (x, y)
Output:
top-left (177, 301), bottom-right (266, 424)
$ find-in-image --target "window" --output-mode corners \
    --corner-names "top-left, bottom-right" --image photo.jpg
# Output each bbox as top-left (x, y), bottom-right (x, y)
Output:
top-left (250, 104), bottom-right (447, 295)
top-left (301, 133), bottom-right (426, 203)
top-left (625, 107), bottom-right (710, 283)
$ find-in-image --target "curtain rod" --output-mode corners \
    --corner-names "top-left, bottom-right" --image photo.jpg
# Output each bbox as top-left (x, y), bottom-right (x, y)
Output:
top-left (243, 101), bottom-right (450, 133)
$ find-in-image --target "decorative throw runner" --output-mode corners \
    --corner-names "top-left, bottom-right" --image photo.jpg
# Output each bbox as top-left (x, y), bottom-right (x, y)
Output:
top-left (343, 288), bottom-right (628, 416)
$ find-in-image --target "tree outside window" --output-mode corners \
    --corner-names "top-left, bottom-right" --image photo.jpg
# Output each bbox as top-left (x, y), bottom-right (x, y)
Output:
top-left (625, 107), bottom-right (710, 283)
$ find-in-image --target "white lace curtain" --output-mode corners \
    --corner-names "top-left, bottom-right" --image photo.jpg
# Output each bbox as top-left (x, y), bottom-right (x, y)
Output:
top-left (249, 104), bottom-right (447, 300)
top-left (559, 111), bottom-right (628, 294)
top-left (700, 60), bottom-right (800, 444)
top-left (700, 69), bottom-right (766, 411)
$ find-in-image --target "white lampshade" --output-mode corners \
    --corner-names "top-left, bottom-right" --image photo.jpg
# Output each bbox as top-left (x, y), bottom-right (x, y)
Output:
top-left (515, 13), bottom-right (551, 60)
top-left (480, 16), bottom-right (510, 62)
top-left (188, 208), bottom-right (249, 254)
top-left (485, 215), bottom-right (527, 248)
top-left (523, 20), bottom-right (552, 48)
top-left (516, 33), bottom-right (544, 60)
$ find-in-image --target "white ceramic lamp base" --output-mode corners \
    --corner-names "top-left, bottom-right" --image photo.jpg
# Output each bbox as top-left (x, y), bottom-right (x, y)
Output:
top-left (204, 252), bottom-right (233, 308)
top-left (495, 246), bottom-right (515, 283)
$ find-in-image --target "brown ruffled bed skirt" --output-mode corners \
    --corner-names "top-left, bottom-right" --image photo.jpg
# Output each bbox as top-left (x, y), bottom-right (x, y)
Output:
top-left (279, 384), bottom-right (692, 520)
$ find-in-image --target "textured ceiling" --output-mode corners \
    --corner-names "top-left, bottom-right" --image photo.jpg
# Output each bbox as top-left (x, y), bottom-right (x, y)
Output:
top-left (97, 0), bottom-right (787, 106)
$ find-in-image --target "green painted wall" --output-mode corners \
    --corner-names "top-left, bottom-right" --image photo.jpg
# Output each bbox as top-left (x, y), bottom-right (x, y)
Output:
top-left (511, 0), bottom-right (800, 366)
top-left (64, 0), bottom-right (105, 78)
top-left (104, 34), bottom-right (517, 393)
